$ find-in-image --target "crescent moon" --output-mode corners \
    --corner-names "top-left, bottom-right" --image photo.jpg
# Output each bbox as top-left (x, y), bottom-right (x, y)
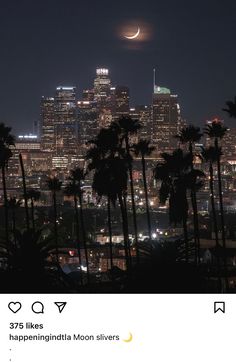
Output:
top-left (122, 332), bottom-right (133, 343)
top-left (124, 28), bottom-right (140, 40)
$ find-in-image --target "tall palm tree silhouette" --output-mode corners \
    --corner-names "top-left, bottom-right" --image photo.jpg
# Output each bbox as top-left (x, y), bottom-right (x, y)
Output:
top-left (204, 121), bottom-right (228, 266)
top-left (132, 139), bottom-right (155, 242)
top-left (87, 126), bottom-right (131, 271)
top-left (201, 146), bottom-right (221, 289)
top-left (46, 177), bottom-right (62, 264)
top-left (8, 197), bottom-right (22, 247)
top-left (117, 116), bottom-right (141, 263)
top-left (0, 123), bottom-right (15, 257)
top-left (64, 180), bottom-right (82, 267)
top-left (154, 149), bottom-right (193, 262)
top-left (19, 153), bottom-right (30, 231)
top-left (175, 125), bottom-right (203, 263)
top-left (26, 189), bottom-right (41, 232)
top-left (68, 167), bottom-right (90, 282)
top-left (93, 157), bottom-right (130, 271)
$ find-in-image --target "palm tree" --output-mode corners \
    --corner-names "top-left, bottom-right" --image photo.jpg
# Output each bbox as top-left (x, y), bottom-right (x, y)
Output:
top-left (19, 153), bottom-right (30, 231)
top-left (26, 189), bottom-right (41, 232)
top-left (154, 149), bottom-right (194, 262)
top-left (132, 139), bottom-right (155, 242)
top-left (68, 168), bottom-right (90, 282)
top-left (92, 162), bottom-right (114, 270)
top-left (116, 116), bottom-right (142, 263)
top-left (0, 123), bottom-right (15, 257)
top-left (223, 97), bottom-right (236, 118)
top-left (92, 157), bottom-right (130, 271)
top-left (204, 121), bottom-right (228, 256)
top-left (204, 121), bottom-right (228, 288)
top-left (64, 178), bottom-right (83, 279)
top-left (201, 146), bottom-right (221, 288)
top-left (0, 229), bottom-right (71, 292)
top-left (8, 197), bottom-right (22, 247)
top-left (46, 177), bottom-right (62, 264)
top-left (87, 127), bottom-right (131, 271)
top-left (175, 125), bottom-right (203, 263)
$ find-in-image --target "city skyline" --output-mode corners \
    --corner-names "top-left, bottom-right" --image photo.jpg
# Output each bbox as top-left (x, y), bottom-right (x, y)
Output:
top-left (1, 0), bottom-right (236, 133)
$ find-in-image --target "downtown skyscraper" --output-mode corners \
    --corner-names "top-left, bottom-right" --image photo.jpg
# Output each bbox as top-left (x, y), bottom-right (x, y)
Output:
top-left (41, 87), bottom-right (78, 156)
top-left (54, 86), bottom-right (77, 156)
top-left (152, 85), bottom-right (181, 155)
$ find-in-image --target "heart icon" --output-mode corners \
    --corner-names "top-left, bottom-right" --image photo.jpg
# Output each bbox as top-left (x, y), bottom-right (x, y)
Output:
top-left (8, 302), bottom-right (22, 313)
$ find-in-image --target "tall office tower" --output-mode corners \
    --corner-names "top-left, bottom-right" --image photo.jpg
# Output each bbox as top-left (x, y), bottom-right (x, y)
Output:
top-left (94, 68), bottom-right (111, 106)
top-left (109, 87), bottom-right (117, 116)
top-left (77, 100), bottom-right (98, 156)
top-left (114, 86), bottom-right (130, 118)
top-left (130, 105), bottom-right (152, 139)
top-left (40, 97), bottom-right (55, 152)
top-left (82, 89), bottom-right (95, 101)
top-left (54, 87), bottom-right (78, 156)
top-left (152, 85), bottom-right (181, 155)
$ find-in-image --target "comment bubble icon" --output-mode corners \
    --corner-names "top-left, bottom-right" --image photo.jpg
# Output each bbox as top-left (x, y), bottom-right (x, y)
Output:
top-left (31, 301), bottom-right (44, 314)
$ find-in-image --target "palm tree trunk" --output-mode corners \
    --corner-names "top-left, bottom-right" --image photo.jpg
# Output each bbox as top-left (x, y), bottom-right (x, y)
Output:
top-left (2, 166), bottom-right (9, 259)
top-left (73, 194), bottom-right (83, 285)
top-left (19, 153), bottom-right (30, 231)
top-left (189, 142), bottom-right (200, 264)
top-left (12, 207), bottom-right (17, 249)
top-left (123, 193), bottom-right (132, 267)
top-left (78, 189), bottom-right (90, 283)
top-left (52, 191), bottom-right (59, 264)
top-left (118, 193), bottom-right (130, 271)
top-left (107, 197), bottom-right (113, 270)
top-left (209, 162), bottom-right (221, 291)
top-left (191, 192), bottom-right (200, 263)
top-left (30, 199), bottom-right (35, 232)
top-left (142, 155), bottom-right (152, 241)
top-left (125, 136), bottom-right (139, 264)
top-left (215, 139), bottom-right (227, 288)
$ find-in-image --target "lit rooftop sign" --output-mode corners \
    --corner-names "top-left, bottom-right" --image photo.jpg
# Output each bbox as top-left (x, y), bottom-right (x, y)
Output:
top-left (56, 86), bottom-right (75, 90)
top-left (154, 86), bottom-right (171, 94)
top-left (96, 68), bottom-right (109, 76)
top-left (18, 135), bottom-right (38, 140)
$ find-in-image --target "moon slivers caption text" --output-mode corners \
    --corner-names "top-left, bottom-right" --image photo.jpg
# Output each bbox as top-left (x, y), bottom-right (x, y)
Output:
top-left (9, 333), bottom-right (120, 343)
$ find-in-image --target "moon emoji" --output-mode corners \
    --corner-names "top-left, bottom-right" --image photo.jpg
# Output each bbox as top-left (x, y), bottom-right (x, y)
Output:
top-left (124, 27), bottom-right (140, 40)
top-left (122, 332), bottom-right (133, 343)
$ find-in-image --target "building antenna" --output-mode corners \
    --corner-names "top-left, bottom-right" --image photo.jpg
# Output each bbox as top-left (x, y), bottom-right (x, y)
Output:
top-left (153, 68), bottom-right (156, 92)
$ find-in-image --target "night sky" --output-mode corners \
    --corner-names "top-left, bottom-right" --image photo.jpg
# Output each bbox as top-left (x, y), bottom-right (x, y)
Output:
top-left (1, 0), bottom-right (236, 134)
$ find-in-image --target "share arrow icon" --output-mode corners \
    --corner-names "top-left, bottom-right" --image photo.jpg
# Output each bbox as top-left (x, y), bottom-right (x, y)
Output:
top-left (54, 302), bottom-right (67, 313)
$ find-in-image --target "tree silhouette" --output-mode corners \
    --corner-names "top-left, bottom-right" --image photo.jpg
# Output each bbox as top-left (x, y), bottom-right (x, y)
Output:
top-left (68, 167), bottom-right (90, 283)
top-left (201, 146), bottom-right (222, 289)
top-left (19, 153), bottom-right (30, 231)
top-left (87, 126), bottom-right (131, 271)
top-left (175, 125), bottom-right (203, 263)
top-left (8, 197), bottom-right (22, 247)
top-left (46, 177), bottom-right (62, 264)
top-left (64, 168), bottom-right (89, 282)
top-left (116, 116), bottom-right (141, 263)
top-left (204, 120), bottom-right (228, 278)
top-left (26, 189), bottom-right (41, 232)
top-left (154, 149), bottom-right (195, 262)
top-left (0, 123), bottom-right (15, 258)
top-left (0, 229), bottom-right (71, 292)
top-left (223, 96), bottom-right (236, 118)
top-left (132, 139), bottom-right (155, 242)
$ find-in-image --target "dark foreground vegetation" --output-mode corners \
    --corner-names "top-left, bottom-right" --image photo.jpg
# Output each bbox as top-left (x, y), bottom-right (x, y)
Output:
top-left (1, 97), bottom-right (236, 293)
